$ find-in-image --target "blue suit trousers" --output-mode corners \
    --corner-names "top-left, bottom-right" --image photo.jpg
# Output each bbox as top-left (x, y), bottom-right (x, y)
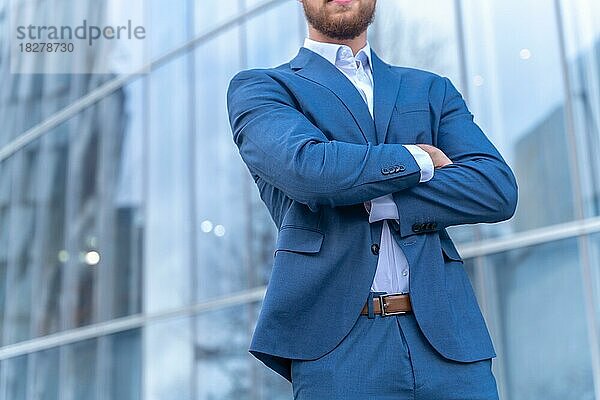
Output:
top-left (291, 291), bottom-right (500, 400)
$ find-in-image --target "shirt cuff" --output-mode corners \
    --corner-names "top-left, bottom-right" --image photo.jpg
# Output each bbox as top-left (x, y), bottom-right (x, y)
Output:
top-left (366, 194), bottom-right (399, 222)
top-left (403, 144), bottom-right (434, 182)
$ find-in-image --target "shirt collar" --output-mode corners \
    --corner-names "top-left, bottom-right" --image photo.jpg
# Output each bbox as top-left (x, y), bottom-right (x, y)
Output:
top-left (303, 37), bottom-right (372, 70)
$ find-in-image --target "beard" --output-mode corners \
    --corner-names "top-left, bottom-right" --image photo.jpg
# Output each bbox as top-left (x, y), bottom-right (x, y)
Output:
top-left (301, 0), bottom-right (377, 40)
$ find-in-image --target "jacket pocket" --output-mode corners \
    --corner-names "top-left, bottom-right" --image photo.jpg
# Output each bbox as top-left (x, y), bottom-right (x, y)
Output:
top-left (390, 104), bottom-right (432, 144)
top-left (274, 226), bottom-right (324, 256)
top-left (440, 238), bottom-right (464, 263)
top-left (395, 102), bottom-right (430, 114)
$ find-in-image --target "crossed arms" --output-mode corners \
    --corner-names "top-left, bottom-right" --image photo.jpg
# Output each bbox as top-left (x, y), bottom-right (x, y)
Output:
top-left (226, 69), bottom-right (518, 234)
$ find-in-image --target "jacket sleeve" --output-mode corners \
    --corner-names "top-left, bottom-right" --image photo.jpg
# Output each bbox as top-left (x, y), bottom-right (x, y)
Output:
top-left (392, 76), bottom-right (518, 236)
top-left (226, 69), bottom-right (423, 211)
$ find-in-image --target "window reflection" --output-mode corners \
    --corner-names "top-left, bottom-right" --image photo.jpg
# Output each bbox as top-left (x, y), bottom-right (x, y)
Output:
top-left (1, 86), bottom-right (143, 341)
top-left (31, 348), bottom-right (59, 400)
top-left (195, 0), bottom-right (242, 35)
top-left (36, 131), bottom-right (68, 338)
top-left (145, 56), bottom-right (193, 313)
top-left (145, 317), bottom-right (193, 400)
top-left (195, 303), bottom-right (292, 399)
top-left (5, 149), bottom-right (35, 345)
top-left (474, 239), bottom-right (595, 400)
top-left (109, 329), bottom-right (142, 400)
top-left (69, 338), bottom-right (98, 400)
top-left (559, 0), bottom-right (600, 219)
top-left (462, 0), bottom-right (572, 236)
top-left (370, 0), bottom-right (461, 81)
top-left (245, 1), bottom-right (304, 69)
top-left (2, 355), bottom-right (28, 400)
top-left (0, 163), bottom-right (10, 346)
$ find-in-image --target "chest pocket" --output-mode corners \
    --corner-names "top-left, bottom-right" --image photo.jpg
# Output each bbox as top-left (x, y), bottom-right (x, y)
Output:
top-left (388, 103), bottom-right (432, 144)
top-left (274, 226), bottom-right (325, 256)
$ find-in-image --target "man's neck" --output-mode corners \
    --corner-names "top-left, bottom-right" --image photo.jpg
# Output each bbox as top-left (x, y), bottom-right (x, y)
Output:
top-left (307, 28), bottom-right (367, 56)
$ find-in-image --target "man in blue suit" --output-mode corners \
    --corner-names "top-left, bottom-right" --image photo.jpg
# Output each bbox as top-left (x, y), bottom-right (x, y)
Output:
top-left (227, 0), bottom-right (518, 398)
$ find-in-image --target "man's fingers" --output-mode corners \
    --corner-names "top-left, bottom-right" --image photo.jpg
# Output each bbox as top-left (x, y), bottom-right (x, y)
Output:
top-left (415, 144), bottom-right (453, 168)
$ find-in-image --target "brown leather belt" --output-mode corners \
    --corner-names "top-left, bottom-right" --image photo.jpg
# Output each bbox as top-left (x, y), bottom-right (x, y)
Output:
top-left (360, 293), bottom-right (412, 316)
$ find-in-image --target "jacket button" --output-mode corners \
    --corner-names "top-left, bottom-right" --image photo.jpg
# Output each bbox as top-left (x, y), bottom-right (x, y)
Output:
top-left (371, 243), bottom-right (380, 255)
top-left (412, 223), bottom-right (422, 233)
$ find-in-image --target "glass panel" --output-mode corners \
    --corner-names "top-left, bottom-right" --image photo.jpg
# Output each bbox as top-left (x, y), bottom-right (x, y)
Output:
top-left (2, 354), bottom-right (27, 400)
top-left (31, 348), bottom-right (59, 400)
top-left (370, 0), bottom-right (461, 82)
top-left (195, 0), bottom-right (242, 35)
top-left (474, 238), bottom-right (595, 400)
top-left (1, 330), bottom-right (141, 400)
top-left (66, 338), bottom-right (98, 400)
top-left (111, 80), bottom-right (145, 320)
top-left (4, 149), bottom-right (35, 345)
top-left (31, 131), bottom-right (67, 337)
top-left (0, 72), bottom-right (114, 151)
top-left (148, 0), bottom-right (191, 59)
top-left (0, 78), bottom-right (143, 341)
top-left (194, 27), bottom-right (252, 301)
top-left (588, 232), bottom-right (600, 366)
top-left (145, 56), bottom-right (193, 313)
top-left (559, 0), bottom-right (600, 219)
top-left (461, 0), bottom-right (574, 238)
top-left (61, 86), bottom-right (143, 328)
top-left (245, 1), bottom-right (304, 69)
top-left (108, 329), bottom-right (142, 400)
top-left (0, 0), bottom-right (148, 143)
top-left (195, 303), bottom-right (291, 399)
top-left (144, 317), bottom-right (193, 400)
top-left (0, 161), bottom-right (12, 346)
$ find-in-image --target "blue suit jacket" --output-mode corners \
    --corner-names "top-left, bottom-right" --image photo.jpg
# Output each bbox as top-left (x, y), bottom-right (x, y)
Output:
top-left (226, 46), bottom-right (518, 383)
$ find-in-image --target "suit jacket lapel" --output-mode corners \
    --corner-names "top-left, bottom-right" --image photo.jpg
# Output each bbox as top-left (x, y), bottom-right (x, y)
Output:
top-left (290, 47), bottom-right (377, 144)
top-left (371, 49), bottom-right (402, 145)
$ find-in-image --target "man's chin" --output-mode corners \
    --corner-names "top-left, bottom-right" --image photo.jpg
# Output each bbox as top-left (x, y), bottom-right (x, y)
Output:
top-left (303, 0), bottom-right (374, 39)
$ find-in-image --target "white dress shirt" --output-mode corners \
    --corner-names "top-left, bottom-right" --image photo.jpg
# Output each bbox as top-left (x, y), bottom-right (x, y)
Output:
top-left (303, 37), bottom-right (434, 294)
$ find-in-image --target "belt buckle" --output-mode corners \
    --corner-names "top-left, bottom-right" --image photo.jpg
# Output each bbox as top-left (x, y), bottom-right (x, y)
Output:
top-left (378, 293), bottom-right (406, 317)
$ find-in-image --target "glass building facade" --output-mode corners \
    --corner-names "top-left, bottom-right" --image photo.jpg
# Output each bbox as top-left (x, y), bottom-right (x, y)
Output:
top-left (0, 0), bottom-right (599, 398)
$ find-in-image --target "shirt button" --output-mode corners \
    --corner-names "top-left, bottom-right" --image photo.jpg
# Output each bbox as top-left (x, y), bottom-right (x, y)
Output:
top-left (371, 243), bottom-right (380, 255)
top-left (402, 270), bottom-right (408, 277)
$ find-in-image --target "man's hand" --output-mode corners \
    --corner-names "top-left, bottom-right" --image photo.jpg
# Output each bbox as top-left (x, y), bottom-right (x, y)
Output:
top-left (416, 144), bottom-right (453, 168)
